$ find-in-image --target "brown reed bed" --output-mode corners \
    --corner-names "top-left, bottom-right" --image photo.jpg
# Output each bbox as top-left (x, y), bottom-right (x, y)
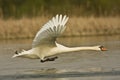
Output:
top-left (66, 16), bottom-right (120, 36)
top-left (0, 16), bottom-right (120, 39)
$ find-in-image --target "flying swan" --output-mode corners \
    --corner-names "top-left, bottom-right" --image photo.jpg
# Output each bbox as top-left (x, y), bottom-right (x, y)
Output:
top-left (12, 14), bottom-right (107, 63)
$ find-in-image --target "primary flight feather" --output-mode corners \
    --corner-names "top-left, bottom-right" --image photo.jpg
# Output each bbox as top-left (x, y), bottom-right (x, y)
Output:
top-left (32, 14), bottom-right (68, 47)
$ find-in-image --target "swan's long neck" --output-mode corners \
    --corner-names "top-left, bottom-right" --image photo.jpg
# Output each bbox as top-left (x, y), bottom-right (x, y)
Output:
top-left (56, 43), bottom-right (101, 53)
top-left (63, 46), bottom-right (100, 52)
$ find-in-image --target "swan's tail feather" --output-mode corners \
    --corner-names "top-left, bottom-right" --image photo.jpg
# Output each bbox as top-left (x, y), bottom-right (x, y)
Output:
top-left (12, 49), bottom-right (39, 59)
top-left (12, 50), bottom-right (26, 58)
top-left (12, 54), bottom-right (18, 58)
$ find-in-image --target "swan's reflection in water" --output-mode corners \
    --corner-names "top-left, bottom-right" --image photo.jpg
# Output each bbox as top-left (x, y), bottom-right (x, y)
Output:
top-left (24, 67), bottom-right (103, 74)
top-left (8, 67), bottom-right (118, 80)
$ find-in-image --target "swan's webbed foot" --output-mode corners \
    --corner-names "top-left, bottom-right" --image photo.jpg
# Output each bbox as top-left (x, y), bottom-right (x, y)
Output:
top-left (40, 56), bottom-right (58, 63)
top-left (15, 51), bottom-right (19, 54)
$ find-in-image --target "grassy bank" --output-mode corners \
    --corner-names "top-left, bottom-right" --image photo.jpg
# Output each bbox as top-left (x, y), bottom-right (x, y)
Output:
top-left (0, 16), bottom-right (120, 39)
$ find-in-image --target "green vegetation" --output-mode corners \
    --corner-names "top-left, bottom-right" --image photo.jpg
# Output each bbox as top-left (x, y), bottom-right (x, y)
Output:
top-left (0, 0), bottom-right (120, 18)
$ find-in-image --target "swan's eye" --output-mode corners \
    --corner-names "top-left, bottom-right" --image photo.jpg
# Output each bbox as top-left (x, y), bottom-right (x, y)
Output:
top-left (99, 46), bottom-right (107, 51)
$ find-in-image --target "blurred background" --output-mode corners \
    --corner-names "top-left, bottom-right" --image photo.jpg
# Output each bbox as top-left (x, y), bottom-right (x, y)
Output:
top-left (0, 0), bottom-right (120, 18)
top-left (0, 0), bottom-right (120, 39)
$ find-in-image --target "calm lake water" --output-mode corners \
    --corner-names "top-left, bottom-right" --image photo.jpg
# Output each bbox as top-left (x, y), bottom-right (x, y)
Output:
top-left (0, 35), bottom-right (120, 80)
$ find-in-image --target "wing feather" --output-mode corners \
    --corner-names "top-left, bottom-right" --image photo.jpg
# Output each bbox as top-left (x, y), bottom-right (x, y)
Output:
top-left (32, 14), bottom-right (69, 48)
top-left (61, 15), bottom-right (66, 25)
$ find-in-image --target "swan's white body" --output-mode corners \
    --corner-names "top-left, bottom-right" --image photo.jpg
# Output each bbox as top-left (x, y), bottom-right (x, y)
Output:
top-left (12, 14), bottom-right (106, 62)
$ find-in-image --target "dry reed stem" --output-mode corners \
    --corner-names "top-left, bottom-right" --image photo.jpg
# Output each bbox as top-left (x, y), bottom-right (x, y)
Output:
top-left (0, 16), bottom-right (120, 39)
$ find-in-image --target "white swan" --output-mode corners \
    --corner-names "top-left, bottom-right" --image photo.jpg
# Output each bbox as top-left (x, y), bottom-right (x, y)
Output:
top-left (12, 14), bottom-right (107, 62)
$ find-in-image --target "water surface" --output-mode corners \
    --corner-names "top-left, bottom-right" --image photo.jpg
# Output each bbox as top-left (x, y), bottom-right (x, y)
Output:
top-left (0, 35), bottom-right (120, 80)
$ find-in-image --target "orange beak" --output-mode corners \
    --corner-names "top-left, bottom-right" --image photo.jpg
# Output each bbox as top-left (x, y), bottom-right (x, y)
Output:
top-left (101, 47), bottom-right (107, 51)
top-left (99, 46), bottom-right (107, 51)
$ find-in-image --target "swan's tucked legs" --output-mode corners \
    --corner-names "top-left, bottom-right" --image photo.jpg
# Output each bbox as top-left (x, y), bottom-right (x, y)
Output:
top-left (40, 56), bottom-right (58, 63)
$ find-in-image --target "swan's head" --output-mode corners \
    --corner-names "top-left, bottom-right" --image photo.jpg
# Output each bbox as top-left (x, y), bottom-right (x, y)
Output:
top-left (99, 46), bottom-right (107, 51)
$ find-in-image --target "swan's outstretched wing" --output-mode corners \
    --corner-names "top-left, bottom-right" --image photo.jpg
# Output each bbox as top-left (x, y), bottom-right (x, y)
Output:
top-left (32, 14), bottom-right (69, 48)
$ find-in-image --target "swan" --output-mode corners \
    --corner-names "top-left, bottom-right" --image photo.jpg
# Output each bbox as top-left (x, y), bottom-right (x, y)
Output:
top-left (12, 14), bottom-right (107, 63)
